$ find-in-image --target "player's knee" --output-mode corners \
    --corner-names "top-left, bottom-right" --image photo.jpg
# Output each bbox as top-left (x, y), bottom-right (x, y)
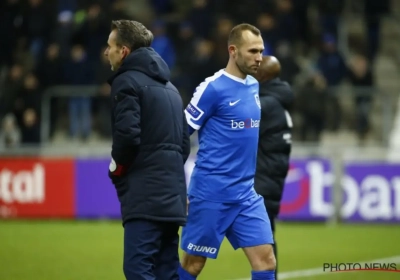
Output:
top-left (265, 249), bottom-right (277, 270)
top-left (181, 254), bottom-right (207, 276)
top-left (254, 252), bottom-right (276, 271)
top-left (249, 245), bottom-right (276, 271)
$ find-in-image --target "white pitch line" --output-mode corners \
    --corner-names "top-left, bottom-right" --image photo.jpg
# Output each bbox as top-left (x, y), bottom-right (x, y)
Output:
top-left (232, 255), bottom-right (400, 280)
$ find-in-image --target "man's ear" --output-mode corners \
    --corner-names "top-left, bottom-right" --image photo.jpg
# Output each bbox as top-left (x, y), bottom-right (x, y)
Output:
top-left (121, 46), bottom-right (131, 59)
top-left (228, 45), bottom-right (236, 57)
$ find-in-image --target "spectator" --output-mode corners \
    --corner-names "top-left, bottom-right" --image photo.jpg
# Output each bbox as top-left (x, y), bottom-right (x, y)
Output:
top-left (190, 39), bottom-right (219, 92)
top-left (0, 1), bottom-right (395, 145)
top-left (275, 0), bottom-right (297, 44)
top-left (150, 20), bottom-right (176, 70)
top-left (291, 0), bottom-right (311, 50)
top-left (12, 37), bottom-right (35, 72)
top-left (13, 73), bottom-right (41, 129)
top-left (364, 0), bottom-right (390, 61)
top-left (348, 54), bottom-right (375, 144)
top-left (35, 43), bottom-right (63, 138)
top-left (0, 0), bottom-right (24, 68)
top-left (187, 0), bottom-right (212, 39)
top-left (257, 13), bottom-right (280, 55)
top-left (296, 73), bottom-right (328, 142)
top-left (109, 0), bottom-right (132, 20)
top-left (275, 41), bottom-right (300, 86)
top-left (1, 64), bottom-right (25, 117)
top-left (21, 108), bottom-right (40, 144)
top-left (75, 4), bottom-right (109, 65)
top-left (93, 47), bottom-right (113, 139)
top-left (0, 113), bottom-right (21, 148)
top-left (317, 0), bottom-right (345, 39)
top-left (174, 22), bottom-right (198, 104)
top-left (317, 34), bottom-right (347, 86)
top-left (51, 10), bottom-right (75, 60)
top-left (63, 44), bottom-right (94, 140)
top-left (316, 33), bottom-right (347, 131)
top-left (151, 0), bottom-right (174, 16)
top-left (22, 0), bottom-right (54, 61)
top-left (212, 16), bottom-right (234, 68)
top-left (214, 0), bottom-right (274, 25)
top-left (36, 43), bottom-right (63, 88)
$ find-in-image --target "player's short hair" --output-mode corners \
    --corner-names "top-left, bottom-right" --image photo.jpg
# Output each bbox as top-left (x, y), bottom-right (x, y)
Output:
top-left (228, 23), bottom-right (261, 47)
top-left (111, 20), bottom-right (153, 51)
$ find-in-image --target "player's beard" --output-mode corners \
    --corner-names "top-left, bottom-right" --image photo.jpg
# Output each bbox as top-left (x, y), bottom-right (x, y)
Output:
top-left (236, 53), bottom-right (255, 76)
top-left (236, 61), bottom-right (256, 76)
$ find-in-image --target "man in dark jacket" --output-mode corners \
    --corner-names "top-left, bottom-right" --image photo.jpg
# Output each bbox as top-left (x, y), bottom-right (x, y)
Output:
top-left (104, 20), bottom-right (190, 280)
top-left (253, 56), bottom-right (294, 279)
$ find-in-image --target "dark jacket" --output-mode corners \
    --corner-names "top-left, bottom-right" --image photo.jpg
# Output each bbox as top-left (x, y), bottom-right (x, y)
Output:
top-left (108, 47), bottom-right (190, 226)
top-left (255, 78), bottom-right (294, 217)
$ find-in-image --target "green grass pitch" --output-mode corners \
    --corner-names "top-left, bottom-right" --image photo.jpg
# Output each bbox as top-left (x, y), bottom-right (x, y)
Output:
top-left (1, 220), bottom-right (399, 280)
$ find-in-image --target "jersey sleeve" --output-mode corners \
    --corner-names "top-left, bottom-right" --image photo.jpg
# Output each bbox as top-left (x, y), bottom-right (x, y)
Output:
top-left (184, 81), bottom-right (217, 130)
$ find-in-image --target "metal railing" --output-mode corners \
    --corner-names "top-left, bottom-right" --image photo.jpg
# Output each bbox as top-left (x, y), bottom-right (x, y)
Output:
top-left (37, 84), bottom-right (400, 146)
top-left (40, 85), bottom-right (100, 143)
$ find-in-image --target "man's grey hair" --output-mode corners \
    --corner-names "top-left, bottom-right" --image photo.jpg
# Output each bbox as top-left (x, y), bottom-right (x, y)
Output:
top-left (111, 20), bottom-right (154, 51)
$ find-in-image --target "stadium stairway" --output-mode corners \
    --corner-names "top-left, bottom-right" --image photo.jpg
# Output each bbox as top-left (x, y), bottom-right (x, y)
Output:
top-left (382, 4), bottom-right (400, 154)
top-left (321, 7), bottom-right (400, 148)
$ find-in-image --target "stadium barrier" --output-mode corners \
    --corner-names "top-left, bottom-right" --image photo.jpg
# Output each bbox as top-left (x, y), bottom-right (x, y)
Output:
top-left (39, 84), bottom-right (400, 146)
top-left (0, 155), bottom-right (399, 223)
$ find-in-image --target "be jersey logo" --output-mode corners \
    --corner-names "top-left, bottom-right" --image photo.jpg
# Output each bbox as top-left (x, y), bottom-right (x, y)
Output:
top-left (254, 94), bottom-right (261, 109)
top-left (231, 118), bottom-right (260, 129)
top-left (186, 103), bottom-right (204, 121)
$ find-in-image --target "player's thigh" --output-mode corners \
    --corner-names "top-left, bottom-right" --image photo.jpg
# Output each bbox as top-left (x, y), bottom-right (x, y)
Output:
top-left (154, 222), bottom-right (180, 280)
top-left (181, 196), bottom-right (235, 259)
top-left (226, 195), bottom-right (274, 250)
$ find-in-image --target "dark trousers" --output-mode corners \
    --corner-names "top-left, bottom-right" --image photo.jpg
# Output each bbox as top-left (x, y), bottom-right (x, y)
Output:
top-left (123, 219), bottom-right (180, 280)
top-left (268, 211), bottom-right (277, 279)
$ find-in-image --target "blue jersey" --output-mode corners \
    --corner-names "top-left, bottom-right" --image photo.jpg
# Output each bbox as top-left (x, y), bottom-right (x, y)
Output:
top-left (185, 69), bottom-right (261, 202)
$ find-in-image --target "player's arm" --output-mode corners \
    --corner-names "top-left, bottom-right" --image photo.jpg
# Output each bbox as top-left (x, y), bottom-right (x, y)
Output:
top-left (184, 82), bottom-right (217, 135)
top-left (109, 79), bottom-right (140, 177)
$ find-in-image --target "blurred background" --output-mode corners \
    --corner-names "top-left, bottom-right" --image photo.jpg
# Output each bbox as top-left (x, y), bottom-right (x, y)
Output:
top-left (1, 0), bottom-right (400, 279)
top-left (0, 0), bottom-right (399, 148)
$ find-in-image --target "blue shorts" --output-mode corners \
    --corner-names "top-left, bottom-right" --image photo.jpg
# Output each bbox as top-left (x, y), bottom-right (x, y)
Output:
top-left (181, 194), bottom-right (274, 259)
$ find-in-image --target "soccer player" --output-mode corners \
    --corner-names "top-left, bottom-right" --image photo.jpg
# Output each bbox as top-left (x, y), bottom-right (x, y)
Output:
top-left (253, 56), bottom-right (294, 279)
top-left (179, 23), bottom-right (276, 280)
top-left (105, 20), bottom-right (190, 280)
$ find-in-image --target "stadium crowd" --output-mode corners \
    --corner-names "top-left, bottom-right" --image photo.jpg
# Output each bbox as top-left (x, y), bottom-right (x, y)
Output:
top-left (0, 0), bottom-right (392, 147)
